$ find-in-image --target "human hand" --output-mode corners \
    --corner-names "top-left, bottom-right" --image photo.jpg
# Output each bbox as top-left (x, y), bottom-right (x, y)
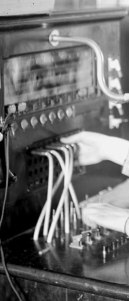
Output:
top-left (61, 131), bottom-right (129, 166)
top-left (61, 131), bottom-right (110, 166)
top-left (81, 202), bottom-right (129, 235)
top-left (79, 180), bottom-right (129, 209)
top-left (98, 180), bottom-right (129, 209)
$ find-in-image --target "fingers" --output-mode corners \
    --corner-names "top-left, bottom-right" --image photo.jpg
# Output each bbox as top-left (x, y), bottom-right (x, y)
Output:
top-left (82, 202), bottom-right (129, 232)
top-left (85, 202), bottom-right (129, 215)
top-left (60, 131), bottom-right (85, 144)
top-left (61, 131), bottom-right (106, 145)
top-left (61, 131), bottom-right (99, 145)
top-left (82, 215), bottom-right (97, 228)
top-left (104, 180), bottom-right (129, 208)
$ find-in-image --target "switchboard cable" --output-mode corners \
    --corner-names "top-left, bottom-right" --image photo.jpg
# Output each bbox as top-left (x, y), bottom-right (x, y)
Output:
top-left (65, 144), bottom-right (81, 219)
top-left (48, 145), bottom-right (70, 234)
top-left (0, 132), bottom-right (9, 232)
top-left (47, 147), bottom-right (73, 243)
top-left (49, 30), bottom-right (129, 104)
top-left (32, 150), bottom-right (65, 241)
top-left (33, 148), bottom-right (71, 240)
top-left (49, 149), bottom-right (80, 219)
top-left (33, 144), bottom-right (80, 243)
top-left (52, 169), bottom-right (64, 197)
top-left (32, 150), bottom-right (54, 240)
top-left (47, 144), bottom-right (81, 219)
top-left (33, 201), bottom-right (46, 241)
top-left (33, 147), bottom-right (67, 241)
top-left (64, 144), bottom-right (80, 228)
top-left (0, 245), bottom-right (25, 301)
top-left (60, 146), bottom-right (70, 234)
top-left (33, 170), bottom-right (64, 241)
top-left (49, 142), bottom-right (77, 197)
top-left (0, 132), bottom-right (25, 301)
top-left (42, 152), bottom-right (54, 237)
top-left (0, 113), bottom-right (13, 136)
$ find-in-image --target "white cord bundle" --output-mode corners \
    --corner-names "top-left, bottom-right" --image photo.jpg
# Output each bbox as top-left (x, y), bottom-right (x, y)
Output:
top-left (32, 143), bottom-right (80, 243)
top-left (32, 151), bottom-right (54, 240)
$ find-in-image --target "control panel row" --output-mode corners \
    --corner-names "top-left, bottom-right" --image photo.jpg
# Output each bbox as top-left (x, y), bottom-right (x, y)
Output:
top-left (10, 105), bottom-right (75, 134)
top-left (5, 86), bottom-right (95, 116)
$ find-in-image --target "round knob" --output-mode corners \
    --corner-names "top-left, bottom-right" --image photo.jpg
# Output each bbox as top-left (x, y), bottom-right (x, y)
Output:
top-left (18, 102), bottom-right (27, 113)
top-left (21, 119), bottom-right (29, 131)
top-left (40, 114), bottom-right (47, 125)
top-left (49, 111), bottom-right (56, 123)
top-left (8, 105), bottom-right (16, 114)
top-left (57, 109), bottom-right (65, 120)
top-left (30, 116), bottom-right (38, 128)
top-left (66, 106), bottom-right (73, 118)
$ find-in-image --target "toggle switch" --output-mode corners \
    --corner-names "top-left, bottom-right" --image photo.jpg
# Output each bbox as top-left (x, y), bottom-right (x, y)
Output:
top-left (84, 232), bottom-right (92, 245)
top-left (94, 227), bottom-right (101, 240)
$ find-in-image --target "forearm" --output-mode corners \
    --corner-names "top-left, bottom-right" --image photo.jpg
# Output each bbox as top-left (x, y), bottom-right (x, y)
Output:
top-left (104, 136), bottom-right (129, 166)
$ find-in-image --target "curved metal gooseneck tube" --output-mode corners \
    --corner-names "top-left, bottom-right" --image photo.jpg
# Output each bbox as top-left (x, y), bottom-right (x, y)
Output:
top-left (49, 29), bottom-right (129, 104)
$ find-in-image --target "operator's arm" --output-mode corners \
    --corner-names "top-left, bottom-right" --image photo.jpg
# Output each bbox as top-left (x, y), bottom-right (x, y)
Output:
top-left (81, 202), bottom-right (129, 236)
top-left (61, 131), bottom-right (129, 232)
top-left (61, 131), bottom-right (129, 167)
